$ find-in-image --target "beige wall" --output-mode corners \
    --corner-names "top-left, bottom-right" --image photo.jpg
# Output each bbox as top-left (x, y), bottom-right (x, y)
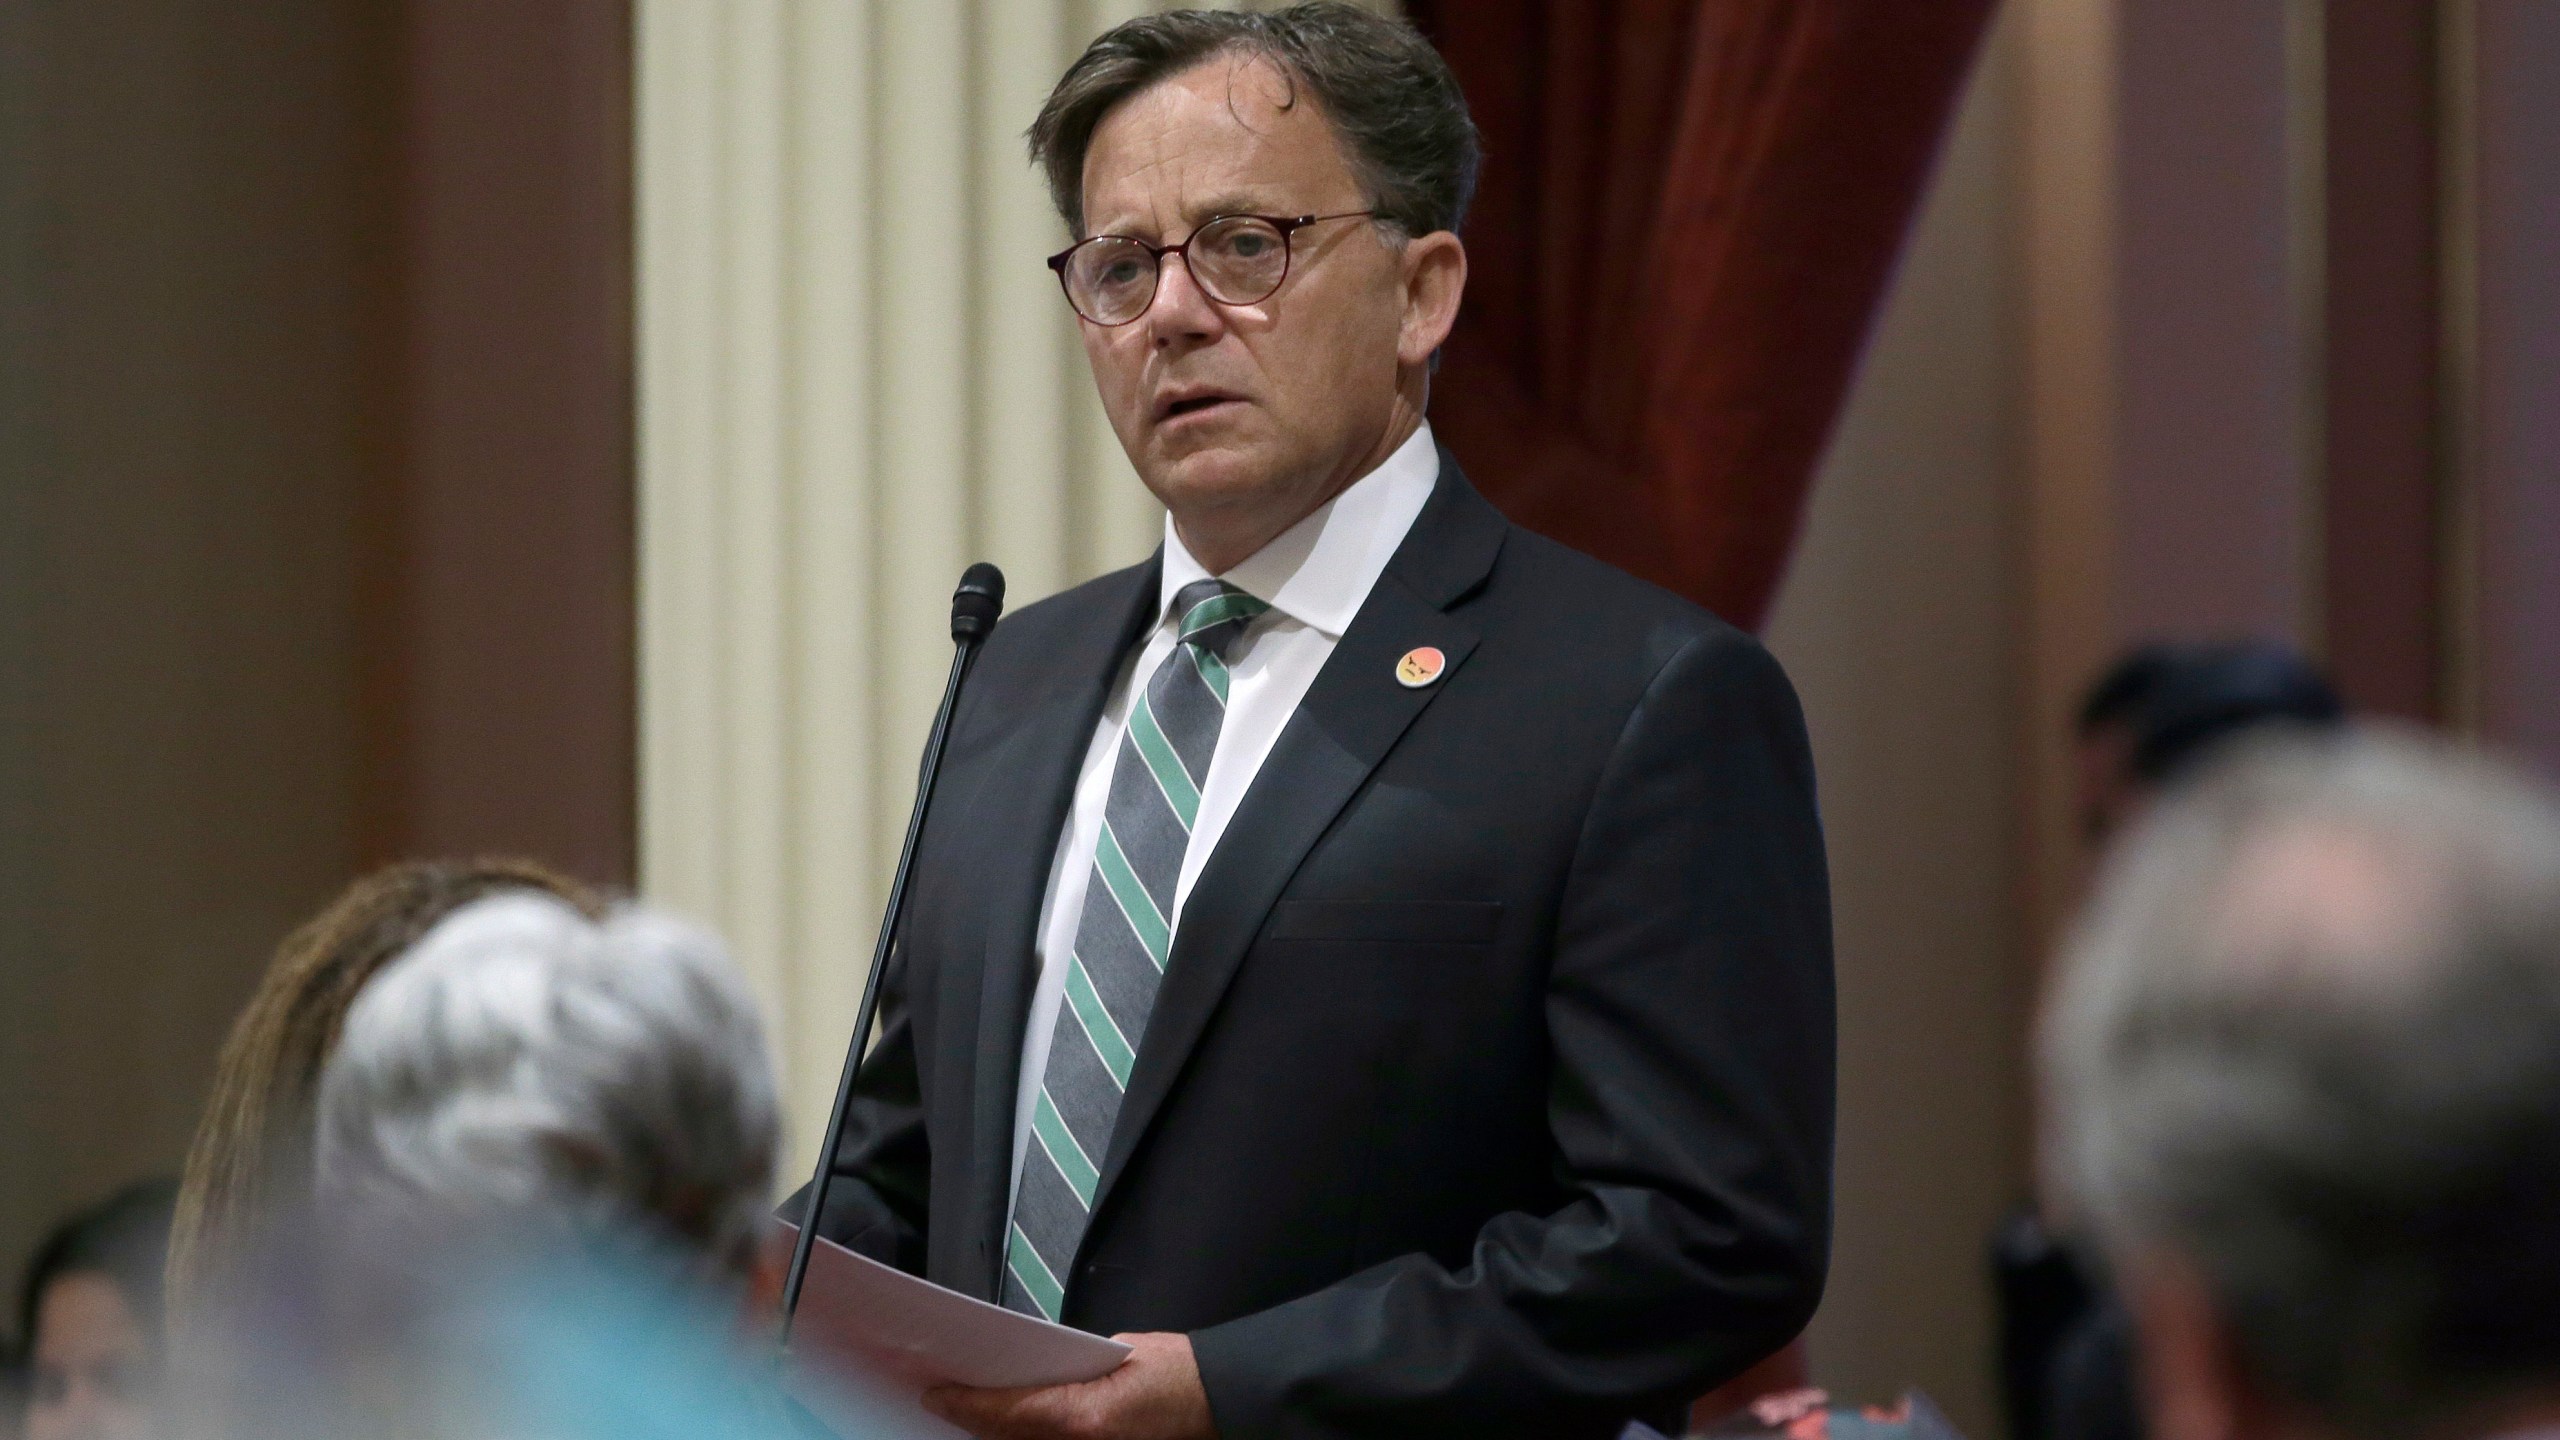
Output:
top-left (0, 1), bottom-right (383, 1276)
top-left (1765, 18), bottom-right (2024, 1436)
top-left (0, 0), bottom-right (637, 1291)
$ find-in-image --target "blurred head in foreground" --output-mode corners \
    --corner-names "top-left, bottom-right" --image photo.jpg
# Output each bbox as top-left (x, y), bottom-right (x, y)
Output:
top-left (184, 894), bottom-right (787, 1439)
top-left (2042, 731), bottom-right (2560, 1440)
top-left (167, 859), bottom-right (600, 1338)
top-left (15, 1181), bottom-right (176, 1440)
top-left (2074, 642), bottom-right (2344, 854)
top-left (315, 892), bottom-right (781, 1286)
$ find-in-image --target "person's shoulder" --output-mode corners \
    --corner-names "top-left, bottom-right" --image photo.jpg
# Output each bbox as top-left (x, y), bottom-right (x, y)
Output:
top-left (1482, 521), bottom-right (1762, 676)
top-left (1471, 524), bottom-right (1811, 785)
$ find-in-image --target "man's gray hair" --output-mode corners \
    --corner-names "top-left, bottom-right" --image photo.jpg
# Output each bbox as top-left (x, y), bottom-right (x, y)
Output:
top-left (315, 893), bottom-right (781, 1279)
top-left (1028, 3), bottom-right (1480, 240)
top-left (2042, 730), bottom-right (2560, 1435)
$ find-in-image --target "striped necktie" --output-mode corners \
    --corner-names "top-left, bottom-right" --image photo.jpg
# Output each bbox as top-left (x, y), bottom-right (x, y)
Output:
top-left (1001, 578), bottom-right (1269, 1320)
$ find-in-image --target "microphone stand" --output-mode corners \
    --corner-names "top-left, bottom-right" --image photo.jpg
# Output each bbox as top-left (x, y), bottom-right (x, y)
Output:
top-left (779, 563), bottom-right (1005, 1345)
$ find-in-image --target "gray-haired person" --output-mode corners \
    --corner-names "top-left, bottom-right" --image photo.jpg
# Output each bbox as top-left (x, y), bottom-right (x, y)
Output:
top-left (295, 893), bottom-right (801, 1439)
top-left (317, 892), bottom-right (782, 1278)
top-left (2041, 731), bottom-right (2560, 1440)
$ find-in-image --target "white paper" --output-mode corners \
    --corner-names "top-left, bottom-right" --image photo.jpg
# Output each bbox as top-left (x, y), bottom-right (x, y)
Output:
top-left (778, 1225), bottom-right (1130, 1440)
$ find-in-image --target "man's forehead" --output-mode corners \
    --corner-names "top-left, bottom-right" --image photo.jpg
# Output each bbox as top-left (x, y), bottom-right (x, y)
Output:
top-left (1079, 54), bottom-right (1355, 231)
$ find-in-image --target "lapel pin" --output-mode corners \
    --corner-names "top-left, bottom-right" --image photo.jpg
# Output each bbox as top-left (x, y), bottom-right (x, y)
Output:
top-left (1395, 646), bottom-right (1446, 689)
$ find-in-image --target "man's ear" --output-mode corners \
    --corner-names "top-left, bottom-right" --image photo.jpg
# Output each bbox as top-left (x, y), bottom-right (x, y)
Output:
top-left (2122, 1252), bottom-right (2277, 1440)
top-left (1397, 230), bottom-right (1467, 369)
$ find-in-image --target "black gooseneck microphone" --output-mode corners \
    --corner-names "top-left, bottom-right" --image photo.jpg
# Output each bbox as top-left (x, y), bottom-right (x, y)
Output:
top-left (780, 561), bottom-right (1006, 1342)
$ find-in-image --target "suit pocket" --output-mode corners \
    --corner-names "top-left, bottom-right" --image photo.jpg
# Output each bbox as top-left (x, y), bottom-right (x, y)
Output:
top-left (1264, 899), bottom-right (1503, 946)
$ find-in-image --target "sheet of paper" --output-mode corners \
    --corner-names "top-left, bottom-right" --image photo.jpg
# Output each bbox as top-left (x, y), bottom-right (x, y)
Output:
top-left (777, 1224), bottom-right (1130, 1440)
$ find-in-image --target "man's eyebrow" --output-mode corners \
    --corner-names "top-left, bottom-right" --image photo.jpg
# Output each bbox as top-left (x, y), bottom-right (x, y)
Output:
top-left (1089, 193), bottom-right (1297, 240)
top-left (1186, 193), bottom-right (1288, 221)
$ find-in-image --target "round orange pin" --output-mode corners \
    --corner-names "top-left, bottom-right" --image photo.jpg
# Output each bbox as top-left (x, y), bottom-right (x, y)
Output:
top-left (1395, 646), bottom-right (1446, 688)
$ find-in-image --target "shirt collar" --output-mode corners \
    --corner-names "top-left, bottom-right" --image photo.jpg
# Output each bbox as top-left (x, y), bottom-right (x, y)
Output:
top-left (1157, 422), bottom-right (1441, 640)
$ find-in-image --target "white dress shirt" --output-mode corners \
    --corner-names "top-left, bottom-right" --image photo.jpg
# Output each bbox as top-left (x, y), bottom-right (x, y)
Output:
top-left (1006, 423), bottom-right (1442, 1207)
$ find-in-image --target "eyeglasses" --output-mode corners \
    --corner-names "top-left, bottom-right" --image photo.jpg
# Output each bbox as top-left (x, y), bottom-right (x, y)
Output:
top-left (1047, 211), bottom-right (1376, 326)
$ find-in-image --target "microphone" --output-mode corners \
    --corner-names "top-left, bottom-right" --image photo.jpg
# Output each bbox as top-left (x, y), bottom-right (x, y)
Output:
top-left (951, 561), bottom-right (1004, 642)
top-left (780, 562), bottom-right (1007, 1341)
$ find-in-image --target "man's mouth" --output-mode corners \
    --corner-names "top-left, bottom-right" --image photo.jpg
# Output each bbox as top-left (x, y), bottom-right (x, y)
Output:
top-left (1153, 390), bottom-right (1243, 425)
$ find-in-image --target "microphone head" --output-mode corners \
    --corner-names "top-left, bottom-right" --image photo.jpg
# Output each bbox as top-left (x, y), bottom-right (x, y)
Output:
top-left (951, 562), bottom-right (1006, 642)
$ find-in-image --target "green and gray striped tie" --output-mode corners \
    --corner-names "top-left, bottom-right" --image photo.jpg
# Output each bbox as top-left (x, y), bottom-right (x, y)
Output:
top-left (1002, 578), bottom-right (1268, 1320)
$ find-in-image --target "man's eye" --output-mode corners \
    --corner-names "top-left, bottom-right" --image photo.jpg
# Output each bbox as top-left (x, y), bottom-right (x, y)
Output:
top-left (1096, 259), bottom-right (1145, 287)
top-left (1225, 232), bottom-right (1272, 258)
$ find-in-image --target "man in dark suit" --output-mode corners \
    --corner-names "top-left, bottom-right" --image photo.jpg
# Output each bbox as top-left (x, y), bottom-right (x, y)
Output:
top-left (800, 8), bottom-right (1834, 1437)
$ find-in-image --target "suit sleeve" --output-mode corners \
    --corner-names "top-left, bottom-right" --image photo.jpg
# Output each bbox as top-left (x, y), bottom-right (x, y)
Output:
top-left (776, 942), bottom-right (933, 1273)
top-left (1189, 629), bottom-right (1836, 1439)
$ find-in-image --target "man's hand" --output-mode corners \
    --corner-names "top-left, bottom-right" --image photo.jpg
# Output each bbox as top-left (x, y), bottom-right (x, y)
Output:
top-left (921, 1331), bottom-right (1213, 1440)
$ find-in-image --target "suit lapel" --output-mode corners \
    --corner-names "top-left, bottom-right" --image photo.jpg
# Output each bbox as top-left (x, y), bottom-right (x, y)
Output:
top-left (1087, 456), bottom-right (1509, 1223)
top-left (952, 556), bottom-right (1160, 1298)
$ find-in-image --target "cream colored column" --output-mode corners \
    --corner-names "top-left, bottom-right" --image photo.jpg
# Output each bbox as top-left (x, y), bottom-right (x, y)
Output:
top-left (642, 0), bottom-right (1126, 1174)
top-left (2014, 0), bottom-right (2328, 955)
top-left (637, 0), bottom-right (1397, 1175)
top-left (2445, 0), bottom-right (2560, 772)
top-left (2016, 0), bottom-right (2121, 958)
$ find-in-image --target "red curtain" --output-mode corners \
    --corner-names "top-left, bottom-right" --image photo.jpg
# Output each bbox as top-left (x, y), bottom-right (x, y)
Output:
top-left (1406, 0), bottom-right (1998, 631)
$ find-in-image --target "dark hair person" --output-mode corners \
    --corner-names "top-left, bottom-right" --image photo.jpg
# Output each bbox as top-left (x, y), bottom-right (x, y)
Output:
top-left (2072, 641), bottom-right (2344, 851)
top-left (810, 4), bottom-right (1831, 1436)
top-left (1027, 3), bottom-right (1479, 244)
top-left (15, 1181), bottom-right (178, 1440)
top-left (2000, 643), bottom-right (2347, 1440)
top-left (164, 859), bottom-right (602, 1344)
top-left (2079, 641), bottom-right (2344, 784)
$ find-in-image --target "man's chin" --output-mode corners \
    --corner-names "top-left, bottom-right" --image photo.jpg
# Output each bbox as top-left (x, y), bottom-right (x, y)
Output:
top-left (1140, 443), bottom-right (1289, 510)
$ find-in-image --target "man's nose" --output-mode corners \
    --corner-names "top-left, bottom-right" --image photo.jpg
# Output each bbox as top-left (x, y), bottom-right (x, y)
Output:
top-left (1143, 252), bottom-right (1225, 346)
